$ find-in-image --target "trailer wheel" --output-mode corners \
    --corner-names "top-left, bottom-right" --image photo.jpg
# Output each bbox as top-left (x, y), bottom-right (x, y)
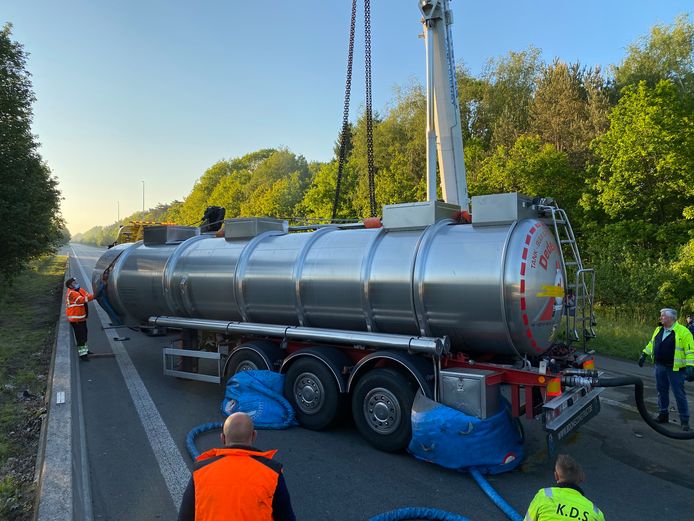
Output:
top-left (351, 368), bottom-right (415, 452)
top-left (225, 350), bottom-right (268, 377)
top-left (284, 358), bottom-right (340, 430)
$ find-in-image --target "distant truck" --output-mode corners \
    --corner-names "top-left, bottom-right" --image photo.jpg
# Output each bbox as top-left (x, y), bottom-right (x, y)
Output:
top-left (109, 221), bottom-right (176, 248)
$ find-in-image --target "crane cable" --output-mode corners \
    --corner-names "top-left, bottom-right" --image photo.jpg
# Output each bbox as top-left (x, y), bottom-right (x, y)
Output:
top-left (331, 0), bottom-right (357, 223)
top-left (332, 0), bottom-right (377, 222)
top-left (364, 0), bottom-right (377, 218)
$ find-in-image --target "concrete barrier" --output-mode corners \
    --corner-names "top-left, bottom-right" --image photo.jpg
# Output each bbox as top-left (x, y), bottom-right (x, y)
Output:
top-left (34, 266), bottom-right (92, 521)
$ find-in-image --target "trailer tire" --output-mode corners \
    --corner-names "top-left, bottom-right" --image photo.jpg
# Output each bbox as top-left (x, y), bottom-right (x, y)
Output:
top-left (284, 358), bottom-right (340, 431)
top-left (284, 358), bottom-right (340, 430)
top-left (352, 368), bottom-right (415, 452)
top-left (225, 350), bottom-right (268, 377)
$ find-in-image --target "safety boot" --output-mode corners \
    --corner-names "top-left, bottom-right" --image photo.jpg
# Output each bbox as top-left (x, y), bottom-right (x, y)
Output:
top-left (654, 412), bottom-right (669, 424)
top-left (682, 421), bottom-right (690, 432)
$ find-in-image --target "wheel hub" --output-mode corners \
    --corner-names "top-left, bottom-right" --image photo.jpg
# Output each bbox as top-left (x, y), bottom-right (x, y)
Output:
top-left (363, 387), bottom-right (401, 435)
top-left (236, 360), bottom-right (258, 372)
top-left (294, 372), bottom-right (324, 414)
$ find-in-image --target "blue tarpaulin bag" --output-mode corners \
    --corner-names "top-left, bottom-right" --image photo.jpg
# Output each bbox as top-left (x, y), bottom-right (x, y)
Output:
top-left (221, 370), bottom-right (298, 429)
top-left (408, 391), bottom-right (523, 474)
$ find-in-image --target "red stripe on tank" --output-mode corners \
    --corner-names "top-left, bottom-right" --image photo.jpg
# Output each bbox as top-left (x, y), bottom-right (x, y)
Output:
top-left (520, 225), bottom-right (547, 354)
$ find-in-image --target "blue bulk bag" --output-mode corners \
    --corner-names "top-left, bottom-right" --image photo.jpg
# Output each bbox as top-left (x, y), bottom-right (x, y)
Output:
top-left (408, 391), bottom-right (523, 474)
top-left (221, 370), bottom-right (298, 429)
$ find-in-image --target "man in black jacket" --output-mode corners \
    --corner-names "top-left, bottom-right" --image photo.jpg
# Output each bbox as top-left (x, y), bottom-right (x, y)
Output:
top-left (639, 308), bottom-right (694, 431)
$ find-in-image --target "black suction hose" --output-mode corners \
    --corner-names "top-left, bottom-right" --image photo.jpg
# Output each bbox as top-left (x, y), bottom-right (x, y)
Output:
top-left (565, 374), bottom-right (694, 440)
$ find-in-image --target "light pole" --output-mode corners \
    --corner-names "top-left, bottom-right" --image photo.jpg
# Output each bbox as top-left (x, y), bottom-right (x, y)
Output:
top-left (117, 200), bottom-right (120, 223)
top-left (141, 180), bottom-right (145, 217)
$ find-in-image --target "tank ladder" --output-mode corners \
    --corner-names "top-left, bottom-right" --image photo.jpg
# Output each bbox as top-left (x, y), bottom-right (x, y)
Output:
top-left (538, 203), bottom-right (596, 350)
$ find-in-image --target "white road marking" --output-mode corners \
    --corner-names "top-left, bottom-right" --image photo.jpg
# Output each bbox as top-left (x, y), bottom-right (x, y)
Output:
top-left (72, 246), bottom-right (190, 510)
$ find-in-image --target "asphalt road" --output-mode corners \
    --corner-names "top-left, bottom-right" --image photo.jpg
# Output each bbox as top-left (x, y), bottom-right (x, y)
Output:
top-left (65, 242), bottom-right (694, 521)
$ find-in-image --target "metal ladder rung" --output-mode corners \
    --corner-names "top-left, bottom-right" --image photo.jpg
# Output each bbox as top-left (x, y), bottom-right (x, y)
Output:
top-left (560, 240), bottom-right (575, 244)
top-left (565, 261), bottom-right (578, 266)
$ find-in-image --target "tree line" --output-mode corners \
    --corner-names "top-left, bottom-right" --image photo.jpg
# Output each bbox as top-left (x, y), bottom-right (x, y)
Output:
top-left (74, 15), bottom-right (693, 316)
top-left (0, 24), bottom-right (66, 288)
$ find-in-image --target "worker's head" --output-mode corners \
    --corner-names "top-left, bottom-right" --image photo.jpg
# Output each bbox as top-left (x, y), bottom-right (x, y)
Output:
top-left (659, 308), bottom-right (677, 328)
top-left (221, 412), bottom-right (256, 447)
top-left (687, 315), bottom-right (693, 325)
top-left (554, 454), bottom-right (585, 486)
top-left (65, 277), bottom-right (79, 290)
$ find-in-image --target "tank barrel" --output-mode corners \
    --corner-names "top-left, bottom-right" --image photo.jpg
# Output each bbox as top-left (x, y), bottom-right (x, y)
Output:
top-left (94, 198), bottom-right (566, 358)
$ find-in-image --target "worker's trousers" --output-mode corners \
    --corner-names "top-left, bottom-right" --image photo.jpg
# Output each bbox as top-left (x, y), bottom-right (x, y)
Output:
top-left (69, 321), bottom-right (89, 357)
top-left (655, 363), bottom-right (689, 422)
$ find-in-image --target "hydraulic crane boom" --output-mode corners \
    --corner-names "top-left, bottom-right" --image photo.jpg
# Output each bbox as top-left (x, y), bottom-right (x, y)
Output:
top-left (420, 0), bottom-right (468, 209)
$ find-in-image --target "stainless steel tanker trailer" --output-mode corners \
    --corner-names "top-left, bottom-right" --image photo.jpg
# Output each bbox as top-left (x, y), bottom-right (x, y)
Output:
top-left (92, 194), bottom-right (601, 452)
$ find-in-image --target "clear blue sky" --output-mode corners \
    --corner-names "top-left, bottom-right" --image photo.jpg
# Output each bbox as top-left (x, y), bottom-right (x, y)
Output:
top-left (3, 0), bottom-right (691, 234)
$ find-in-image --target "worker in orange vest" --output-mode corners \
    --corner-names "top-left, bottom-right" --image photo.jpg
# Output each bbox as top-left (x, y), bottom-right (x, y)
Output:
top-left (65, 277), bottom-right (95, 360)
top-left (178, 412), bottom-right (295, 521)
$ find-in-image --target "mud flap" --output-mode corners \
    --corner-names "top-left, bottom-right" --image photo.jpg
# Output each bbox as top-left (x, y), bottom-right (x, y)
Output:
top-left (544, 386), bottom-right (602, 459)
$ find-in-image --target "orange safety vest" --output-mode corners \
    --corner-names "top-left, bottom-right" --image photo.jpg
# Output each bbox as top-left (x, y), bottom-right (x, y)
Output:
top-left (65, 287), bottom-right (94, 322)
top-left (193, 446), bottom-right (281, 521)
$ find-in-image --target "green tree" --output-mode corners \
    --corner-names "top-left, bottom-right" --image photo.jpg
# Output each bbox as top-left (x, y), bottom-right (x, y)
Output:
top-left (175, 160), bottom-right (238, 225)
top-left (239, 149), bottom-right (312, 218)
top-left (174, 149), bottom-right (276, 225)
top-left (300, 161), bottom-right (358, 220)
top-left (0, 24), bottom-right (63, 285)
top-left (530, 60), bottom-right (611, 168)
top-left (582, 222), bottom-right (671, 318)
top-left (241, 171), bottom-right (309, 218)
top-left (470, 134), bottom-right (580, 208)
top-left (344, 85), bottom-right (429, 218)
top-left (456, 65), bottom-right (487, 145)
top-left (207, 170), bottom-right (251, 218)
top-left (659, 238), bottom-right (694, 312)
top-left (477, 47), bottom-right (543, 149)
top-left (587, 80), bottom-right (694, 224)
top-left (613, 14), bottom-right (694, 92)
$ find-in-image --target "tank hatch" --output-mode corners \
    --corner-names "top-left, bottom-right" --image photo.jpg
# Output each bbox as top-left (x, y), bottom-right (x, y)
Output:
top-left (382, 201), bottom-right (461, 230)
top-left (224, 218), bottom-right (288, 240)
top-left (471, 193), bottom-right (538, 226)
top-left (143, 226), bottom-right (199, 245)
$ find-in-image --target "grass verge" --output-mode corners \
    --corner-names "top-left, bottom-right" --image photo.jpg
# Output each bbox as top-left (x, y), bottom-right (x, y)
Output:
top-left (0, 255), bottom-right (66, 521)
top-left (583, 307), bottom-right (657, 360)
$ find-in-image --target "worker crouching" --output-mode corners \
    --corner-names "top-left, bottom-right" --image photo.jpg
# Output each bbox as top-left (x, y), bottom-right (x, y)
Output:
top-left (525, 454), bottom-right (604, 521)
